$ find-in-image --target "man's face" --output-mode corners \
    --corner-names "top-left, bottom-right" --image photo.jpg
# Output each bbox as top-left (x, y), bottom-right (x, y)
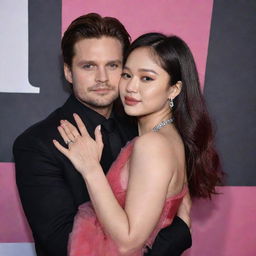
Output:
top-left (64, 37), bottom-right (123, 115)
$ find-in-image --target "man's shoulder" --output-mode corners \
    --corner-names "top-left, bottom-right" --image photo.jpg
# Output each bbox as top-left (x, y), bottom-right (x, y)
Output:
top-left (13, 106), bottom-right (63, 149)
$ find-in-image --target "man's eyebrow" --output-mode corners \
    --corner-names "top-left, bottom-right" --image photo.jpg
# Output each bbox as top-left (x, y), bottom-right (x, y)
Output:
top-left (77, 60), bottom-right (96, 65)
top-left (77, 60), bottom-right (122, 65)
top-left (107, 60), bottom-right (122, 64)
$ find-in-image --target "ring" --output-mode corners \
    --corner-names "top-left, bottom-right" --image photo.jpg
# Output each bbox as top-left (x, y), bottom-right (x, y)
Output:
top-left (66, 140), bottom-right (74, 146)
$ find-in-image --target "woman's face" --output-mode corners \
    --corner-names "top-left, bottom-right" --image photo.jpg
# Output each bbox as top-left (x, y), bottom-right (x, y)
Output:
top-left (119, 47), bottom-right (172, 117)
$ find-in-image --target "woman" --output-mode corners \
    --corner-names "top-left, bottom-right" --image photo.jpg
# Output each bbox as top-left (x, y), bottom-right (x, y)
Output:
top-left (53, 33), bottom-right (222, 255)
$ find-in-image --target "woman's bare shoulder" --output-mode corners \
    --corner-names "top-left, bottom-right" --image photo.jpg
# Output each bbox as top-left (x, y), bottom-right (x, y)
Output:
top-left (134, 132), bottom-right (172, 154)
top-left (132, 132), bottom-right (175, 168)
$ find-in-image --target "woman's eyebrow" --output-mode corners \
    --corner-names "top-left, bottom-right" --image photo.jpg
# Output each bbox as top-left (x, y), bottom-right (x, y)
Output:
top-left (123, 66), bottom-right (159, 75)
top-left (138, 68), bottom-right (159, 75)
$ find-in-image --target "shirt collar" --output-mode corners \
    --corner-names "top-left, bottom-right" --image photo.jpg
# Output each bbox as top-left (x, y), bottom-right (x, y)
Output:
top-left (62, 94), bottom-right (110, 127)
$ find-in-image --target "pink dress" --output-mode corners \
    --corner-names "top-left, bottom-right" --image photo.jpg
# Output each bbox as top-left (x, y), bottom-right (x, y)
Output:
top-left (68, 138), bottom-right (188, 256)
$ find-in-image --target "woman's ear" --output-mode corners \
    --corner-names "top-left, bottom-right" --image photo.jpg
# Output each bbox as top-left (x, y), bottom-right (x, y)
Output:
top-left (168, 81), bottom-right (182, 100)
top-left (64, 64), bottom-right (73, 84)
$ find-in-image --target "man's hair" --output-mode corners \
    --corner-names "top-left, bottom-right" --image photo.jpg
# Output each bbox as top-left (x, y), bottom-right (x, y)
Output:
top-left (61, 13), bottom-right (131, 66)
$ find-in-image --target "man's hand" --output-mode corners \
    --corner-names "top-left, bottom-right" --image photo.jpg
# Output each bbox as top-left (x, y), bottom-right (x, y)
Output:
top-left (177, 191), bottom-right (192, 229)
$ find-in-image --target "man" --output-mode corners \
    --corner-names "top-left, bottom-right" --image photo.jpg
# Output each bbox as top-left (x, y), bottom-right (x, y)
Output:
top-left (14, 13), bottom-right (191, 256)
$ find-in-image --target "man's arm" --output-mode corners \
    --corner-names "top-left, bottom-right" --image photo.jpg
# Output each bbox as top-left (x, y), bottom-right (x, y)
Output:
top-left (13, 134), bottom-right (77, 256)
top-left (145, 193), bottom-right (192, 256)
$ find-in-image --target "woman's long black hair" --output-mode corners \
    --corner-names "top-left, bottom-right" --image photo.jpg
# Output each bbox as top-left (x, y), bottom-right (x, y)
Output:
top-left (124, 33), bottom-right (223, 198)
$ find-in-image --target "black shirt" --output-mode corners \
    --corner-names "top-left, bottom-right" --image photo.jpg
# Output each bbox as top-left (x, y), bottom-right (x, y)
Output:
top-left (13, 94), bottom-right (136, 256)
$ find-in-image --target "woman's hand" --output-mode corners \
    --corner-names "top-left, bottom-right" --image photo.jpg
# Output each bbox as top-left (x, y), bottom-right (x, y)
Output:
top-left (53, 113), bottom-right (103, 175)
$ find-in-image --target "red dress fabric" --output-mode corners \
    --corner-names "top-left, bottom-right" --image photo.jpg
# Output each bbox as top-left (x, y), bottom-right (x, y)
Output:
top-left (68, 138), bottom-right (188, 256)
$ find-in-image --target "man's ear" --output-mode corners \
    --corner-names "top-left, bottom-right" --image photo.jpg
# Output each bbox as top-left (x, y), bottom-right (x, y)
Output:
top-left (168, 81), bottom-right (182, 100)
top-left (64, 64), bottom-right (73, 84)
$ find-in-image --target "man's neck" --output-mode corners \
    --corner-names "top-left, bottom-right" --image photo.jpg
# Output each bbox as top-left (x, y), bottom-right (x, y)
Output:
top-left (76, 97), bottom-right (113, 119)
top-left (94, 106), bottom-right (113, 119)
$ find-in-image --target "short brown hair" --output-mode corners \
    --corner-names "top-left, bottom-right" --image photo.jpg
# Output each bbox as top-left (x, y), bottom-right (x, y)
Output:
top-left (61, 13), bottom-right (131, 66)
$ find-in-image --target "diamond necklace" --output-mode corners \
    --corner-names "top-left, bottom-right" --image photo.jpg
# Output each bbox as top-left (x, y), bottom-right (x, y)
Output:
top-left (152, 118), bottom-right (174, 132)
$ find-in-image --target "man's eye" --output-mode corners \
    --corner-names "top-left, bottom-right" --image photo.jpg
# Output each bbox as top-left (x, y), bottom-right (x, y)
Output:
top-left (108, 63), bottom-right (119, 69)
top-left (141, 76), bottom-right (154, 82)
top-left (121, 72), bottom-right (131, 79)
top-left (82, 64), bottom-right (94, 69)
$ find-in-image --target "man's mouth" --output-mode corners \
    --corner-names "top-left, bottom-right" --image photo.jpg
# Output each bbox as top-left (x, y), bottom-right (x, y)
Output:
top-left (89, 85), bottom-right (114, 94)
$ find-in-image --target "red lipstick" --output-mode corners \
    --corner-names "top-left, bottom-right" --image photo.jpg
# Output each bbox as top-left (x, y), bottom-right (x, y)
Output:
top-left (124, 96), bottom-right (141, 106)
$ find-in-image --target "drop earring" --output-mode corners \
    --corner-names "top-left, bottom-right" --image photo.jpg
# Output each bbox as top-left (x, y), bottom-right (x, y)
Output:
top-left (168, 98), bottom-right (174, 108)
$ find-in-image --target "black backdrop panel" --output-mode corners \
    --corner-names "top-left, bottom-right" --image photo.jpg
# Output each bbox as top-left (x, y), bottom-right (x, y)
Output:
top-left (204, 0), bottom-right (256, 185)
top-left (0, 0), bottom-right (69, 162)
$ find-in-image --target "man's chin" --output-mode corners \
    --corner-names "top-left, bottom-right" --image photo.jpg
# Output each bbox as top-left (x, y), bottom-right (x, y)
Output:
top-left (75, 93), bottom-right (117, 107)
top-left (79, 98), bottom-right (116, 109)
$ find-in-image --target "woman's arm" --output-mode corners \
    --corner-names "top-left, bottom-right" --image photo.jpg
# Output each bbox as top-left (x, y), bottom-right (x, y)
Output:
top-left (86, 134), bottom-right (177, 254)
top-left (53, 114), bottom-right (178, 254)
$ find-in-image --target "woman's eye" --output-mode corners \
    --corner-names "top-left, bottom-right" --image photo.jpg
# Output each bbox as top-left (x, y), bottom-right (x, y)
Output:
top-left (141, 76), bottom-right (153, 81)
top-left (121, 72), bottom-right (131, 79)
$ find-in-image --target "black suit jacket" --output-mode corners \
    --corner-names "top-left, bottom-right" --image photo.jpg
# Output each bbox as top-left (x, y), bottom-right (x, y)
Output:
top-left (14, 95), bottom-right (191, 256)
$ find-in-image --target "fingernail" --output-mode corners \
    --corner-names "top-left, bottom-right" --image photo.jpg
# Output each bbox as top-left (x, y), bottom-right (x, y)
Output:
top-left (98, 125), bottom-right (101, 131)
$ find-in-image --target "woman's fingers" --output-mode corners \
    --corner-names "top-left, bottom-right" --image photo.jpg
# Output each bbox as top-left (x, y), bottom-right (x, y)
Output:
top-left (61, 120), bottom-right (80, 140)
top-left (53, 139), bottom-right (69, 157)
top-left (95, 125), bottom-right (103, 158)
top-left (73, 113), bottom-right (89, 136)
top-left (58, 125), bottom-right (72, 144)
top-left (59, 114), bottom-right (88, 141)
top-left (54, 116), bottom-right (101, 174)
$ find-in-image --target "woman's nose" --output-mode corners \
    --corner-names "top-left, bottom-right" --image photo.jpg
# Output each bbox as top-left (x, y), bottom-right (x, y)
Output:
top-left (126, 77), bottom-right (139, 93)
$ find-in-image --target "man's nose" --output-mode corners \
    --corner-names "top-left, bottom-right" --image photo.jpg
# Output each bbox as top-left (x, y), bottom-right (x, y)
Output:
top-left (95, 67), bottom-right (108, 83)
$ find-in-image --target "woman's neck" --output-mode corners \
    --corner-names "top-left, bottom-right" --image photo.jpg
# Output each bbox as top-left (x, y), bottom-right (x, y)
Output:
top-left (137, 109), bottom-right (172, 135)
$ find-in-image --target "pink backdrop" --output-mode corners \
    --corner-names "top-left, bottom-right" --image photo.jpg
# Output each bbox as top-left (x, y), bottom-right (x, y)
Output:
top-left (1, 164), bottom-right (255, 255)
top-left (62, 0), bottom-right (213, 86)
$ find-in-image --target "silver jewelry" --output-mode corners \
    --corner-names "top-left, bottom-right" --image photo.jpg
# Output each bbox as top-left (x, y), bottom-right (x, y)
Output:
top-left (66, 140), bottom-right (74, 146)
top-left (152, 118), bottom-right (174, 132)
top-left (168, 98), bottom-right (174, 108)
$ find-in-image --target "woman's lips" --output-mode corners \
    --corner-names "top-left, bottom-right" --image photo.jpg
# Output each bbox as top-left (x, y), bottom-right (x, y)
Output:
top-left (124, 96), bottom-right (141, 106)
